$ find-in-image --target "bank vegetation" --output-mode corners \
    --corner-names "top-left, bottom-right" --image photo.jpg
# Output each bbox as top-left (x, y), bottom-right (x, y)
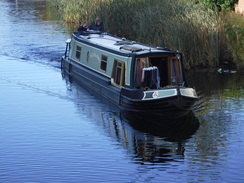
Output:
top-left (48, 0), bottom-right (244, 70)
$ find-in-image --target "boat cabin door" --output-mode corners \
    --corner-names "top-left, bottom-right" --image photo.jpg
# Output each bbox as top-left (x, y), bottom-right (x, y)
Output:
top-left (133, 56), bottom-right (183, 89)
top-left (111, 59), bottom-right (125, 87)
top-left (167, 57), bottom-right (183, 85)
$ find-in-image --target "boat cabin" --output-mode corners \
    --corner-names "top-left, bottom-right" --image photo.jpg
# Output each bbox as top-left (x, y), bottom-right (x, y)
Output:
top-left (65, 31), bottom-right (185, 91)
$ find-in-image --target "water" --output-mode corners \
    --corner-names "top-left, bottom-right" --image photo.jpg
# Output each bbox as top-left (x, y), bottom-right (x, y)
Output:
top-left (0, 0), bottom-right (244, 182)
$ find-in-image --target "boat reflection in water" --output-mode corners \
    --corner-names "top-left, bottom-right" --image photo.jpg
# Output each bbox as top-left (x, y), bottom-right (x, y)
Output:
top-left (63, 74), bottom-right (200, 167)
top-left (121, 111), bottom-right (199, 164)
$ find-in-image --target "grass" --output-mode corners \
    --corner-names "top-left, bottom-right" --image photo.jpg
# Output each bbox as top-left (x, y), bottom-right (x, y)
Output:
top-left (48, 0), bottom-right (244, 70)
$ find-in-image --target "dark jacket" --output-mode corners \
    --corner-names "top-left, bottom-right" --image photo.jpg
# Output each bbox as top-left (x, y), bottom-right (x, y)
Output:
top-left (77, 25), bottom-right (88, 32)
top-left (89, 22), bottom-right (104, 32)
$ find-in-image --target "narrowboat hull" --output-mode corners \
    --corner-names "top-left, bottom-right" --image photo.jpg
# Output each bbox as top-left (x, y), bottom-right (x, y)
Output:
top-left (61, 56), bottom-right (198, 117)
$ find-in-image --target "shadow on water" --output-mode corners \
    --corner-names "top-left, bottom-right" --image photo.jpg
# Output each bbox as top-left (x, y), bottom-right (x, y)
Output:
top-left (63, 73), bottom-right (200, 166)
top-left (186, 70), bottom-right (244, 116)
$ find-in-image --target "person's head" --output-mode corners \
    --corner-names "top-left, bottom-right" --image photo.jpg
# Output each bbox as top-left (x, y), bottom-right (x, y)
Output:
top-left (82, 22), bottom-right (88, 27)
top-left (95, 18), bottom-right (101, 25)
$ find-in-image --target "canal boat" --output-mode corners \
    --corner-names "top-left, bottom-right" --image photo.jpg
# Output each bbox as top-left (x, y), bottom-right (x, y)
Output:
top-left (61, 30), bottom-right (198, 116)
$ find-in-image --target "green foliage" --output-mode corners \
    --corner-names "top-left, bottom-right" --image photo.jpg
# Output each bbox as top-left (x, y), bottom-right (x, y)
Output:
top-left (196, 0), bottom-right (238, 11)
top-left (224, 12), bottom-right (244, 67)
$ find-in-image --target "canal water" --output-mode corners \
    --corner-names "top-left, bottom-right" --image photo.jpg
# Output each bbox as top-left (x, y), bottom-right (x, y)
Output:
top-left (0, 0), bottom-right (243, 182)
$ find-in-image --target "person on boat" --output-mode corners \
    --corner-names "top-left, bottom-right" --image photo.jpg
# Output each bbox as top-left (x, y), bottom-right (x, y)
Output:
top-left (77, 22), bottom-right (89, 32)
top-left (89, 18), bottom-right (104, 32)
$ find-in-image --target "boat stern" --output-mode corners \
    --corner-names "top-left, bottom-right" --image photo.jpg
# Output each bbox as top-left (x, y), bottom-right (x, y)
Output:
top-left (179, 87), bottom-right (198, 99)
top-left (142, 88), bottom-right (177, 100)
top-left (120, 86), bottom-right (198, 115)
top-left (142, 87), bottom-right (198, 101)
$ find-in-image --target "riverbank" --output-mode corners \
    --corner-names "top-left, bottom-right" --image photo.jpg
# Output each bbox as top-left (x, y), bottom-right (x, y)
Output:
top-left (47, 0), bottom-right (244, 70)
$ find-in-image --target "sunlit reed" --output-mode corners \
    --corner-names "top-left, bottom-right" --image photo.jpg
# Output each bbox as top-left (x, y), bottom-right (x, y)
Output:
top-left (48, 0), bottom-right (243, 69)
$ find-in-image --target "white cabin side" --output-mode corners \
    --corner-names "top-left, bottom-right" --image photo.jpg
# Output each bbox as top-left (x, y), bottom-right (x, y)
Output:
top-left (69, 38), bottom-right (133, 87)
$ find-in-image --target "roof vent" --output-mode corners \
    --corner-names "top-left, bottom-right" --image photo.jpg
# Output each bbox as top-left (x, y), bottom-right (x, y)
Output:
top-left (156, 47), bottom-right (171, 51)
top-left (120, 45), bottom-right (143, 52)
top-left (115, 40), bottom-right (136, 45)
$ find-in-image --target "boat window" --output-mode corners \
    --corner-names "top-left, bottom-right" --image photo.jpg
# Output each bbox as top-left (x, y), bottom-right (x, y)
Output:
top-left (86, 51), bottom-right (89, 62)
top-left (76, 46), bottom-right (82, 60)
top-left (112, 60), bottom-right (125, 86)
top-left (100, 55), bottom-right (107, 71)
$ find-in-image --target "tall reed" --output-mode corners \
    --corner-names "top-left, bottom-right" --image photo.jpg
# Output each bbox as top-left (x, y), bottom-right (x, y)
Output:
top-left (97, 0), bottom-right (224, 69)
top-left (49, 0), bottom-right (101, 23)
top-left (48, 0), bottom-right (240, 69)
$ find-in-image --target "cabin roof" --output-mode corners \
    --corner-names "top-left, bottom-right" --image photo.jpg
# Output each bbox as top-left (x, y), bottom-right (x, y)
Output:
top-left (73, 31), bottom-right (176, 56)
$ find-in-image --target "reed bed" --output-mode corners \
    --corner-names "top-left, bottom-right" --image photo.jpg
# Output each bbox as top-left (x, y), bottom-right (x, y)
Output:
top-left (50, 0), bottom-right (101, 23)
top-left (48, 0), bottom-right (242, 69)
